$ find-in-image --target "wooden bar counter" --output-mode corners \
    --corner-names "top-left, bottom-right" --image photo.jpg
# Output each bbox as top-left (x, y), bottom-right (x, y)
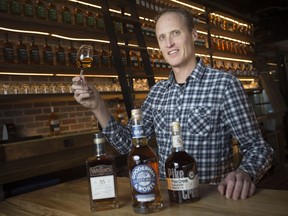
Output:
top-left (0, 177), bottom-right (287, 216)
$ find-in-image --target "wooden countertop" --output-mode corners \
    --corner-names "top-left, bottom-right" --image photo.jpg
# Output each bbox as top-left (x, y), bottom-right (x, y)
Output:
top-left (0, 177), bottom-right (287, 216)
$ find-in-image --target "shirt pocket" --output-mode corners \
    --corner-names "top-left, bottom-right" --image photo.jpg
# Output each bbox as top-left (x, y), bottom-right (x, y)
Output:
top-left (152, 108), bottom-right (168, 133)
top-left (188, 106), bottom-right (212, 135)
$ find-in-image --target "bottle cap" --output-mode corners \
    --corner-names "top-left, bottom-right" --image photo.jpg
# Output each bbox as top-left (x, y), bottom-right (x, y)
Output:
top-left (131, 109), bottom-right (141, 116)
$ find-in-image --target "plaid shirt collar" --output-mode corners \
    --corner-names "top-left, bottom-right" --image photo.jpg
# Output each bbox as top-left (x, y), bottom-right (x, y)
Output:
top-left (166, 56), bottom-right (206, 87)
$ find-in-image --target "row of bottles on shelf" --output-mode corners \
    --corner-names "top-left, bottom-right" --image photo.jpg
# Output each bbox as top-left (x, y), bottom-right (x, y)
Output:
top-left (201, 56), bottom-right (258, 77)
top-left (0, 78), bottom-right (152, 95)
top-left (209, 13), bottom-right (253, 36)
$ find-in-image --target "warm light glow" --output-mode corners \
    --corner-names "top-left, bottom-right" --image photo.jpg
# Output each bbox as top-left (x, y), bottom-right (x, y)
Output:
top-left (210, 13), bottom-right (249, 27)
top-left (51, 34), bottom-right (110, 43)
top-left (0, 72), bottom-right (54, 76)
top-left (267, 62), bottom-right (277, 66)
top-left (211, 34), bottom-right (249, 45)
top-left (170, 0), bottom-right (205, 12)
top-left (0, 27), bottom-right (49, 35)
top-left (239, 78), bottom-right (255, 82)
top-left (68, 0), bottom-right (100, 9)
top-left (213, 55), bottom-right (252, 63)
top-left (55, 74), bottom-right (118, 78)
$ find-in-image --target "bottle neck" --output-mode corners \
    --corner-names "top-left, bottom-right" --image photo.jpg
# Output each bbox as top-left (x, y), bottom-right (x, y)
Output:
top-left (94, 142), bottom-right (106, 157)
top-left (171, 134), bottom-right (184, 152)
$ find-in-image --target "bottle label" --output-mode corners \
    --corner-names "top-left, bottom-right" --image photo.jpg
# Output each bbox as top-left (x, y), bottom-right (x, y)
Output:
top-left (167, 173), bottom-right (199, 191)
top-left (50, 120), bottom-right (60, 132)
top-left (62, 11), bottom-right (71, 23)
top-left (48, 9), bottom-right (57, 21)
top-left (172, 135), bottom-right (183, 148)
top-left (89, 165), bottom-right (115, 200)
top-left (131, 125), bottom-right (145, 138)
top-left (131, 164), bottom-right (156, 195)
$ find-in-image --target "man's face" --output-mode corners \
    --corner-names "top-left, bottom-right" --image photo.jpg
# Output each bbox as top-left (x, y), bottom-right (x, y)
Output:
top-left (155, 12), bottom-right (197, 70)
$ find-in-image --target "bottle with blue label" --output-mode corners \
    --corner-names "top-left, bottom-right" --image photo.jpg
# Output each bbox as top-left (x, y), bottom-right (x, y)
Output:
top-left (127, 109), bottom-right (163, 214)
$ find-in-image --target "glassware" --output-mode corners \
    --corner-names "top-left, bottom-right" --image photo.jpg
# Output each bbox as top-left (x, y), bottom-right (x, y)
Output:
top-left (75, 44), bottom-right (93, 84)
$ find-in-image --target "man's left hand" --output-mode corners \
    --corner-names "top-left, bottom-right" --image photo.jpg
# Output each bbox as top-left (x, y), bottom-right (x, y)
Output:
top-left (217, 169), bottom-right (255, 200)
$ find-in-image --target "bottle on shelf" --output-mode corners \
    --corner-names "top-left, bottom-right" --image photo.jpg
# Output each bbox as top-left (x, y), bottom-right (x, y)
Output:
top-left (0, 0), bottom-right (8, 13)
top-left (95, 13), bottom-right (105, 31)
top-left (86, 132), bottom-right (119, 212)
top-left (130, 50), bottom-right (139, 69)
top-left (127, 109), bottom-right (163, 214)
top-left (3, 33), bottom-right (15, 64)
top-left (92, 44), bottom-right (100, 67)
top-left (29, 36), bottom-right (40, 65)
top-left (100, 46), bottom-right (109, 68)
top-left (115, 102), bottom-right (126, 125)
top-left (56, 39), bottom-right (66, 66)
top-left (86, 7), bottom-right (95, 28)
top-left (74, 3), bottom-right (84, 26)
top-left (10, 0), bottom-right (21, 15)
top-left (35, 0), bottom-right (46, 19)
top-left (68, 41), bottom-right (77, 66)
top-left (49, 106), bottom-right (61, 136)
top-left (17, 35), bottom-right (28, 65)
top-left (43, 37), bottom-right (53, 65)
top-left (165, 121), bottom-right (200, 203)
top-left (61, 0), bottom-right (71, 24)
top-left (23, 0), bottom-right (34, 17)
top-left (47, 0), bottom-right (58, 22)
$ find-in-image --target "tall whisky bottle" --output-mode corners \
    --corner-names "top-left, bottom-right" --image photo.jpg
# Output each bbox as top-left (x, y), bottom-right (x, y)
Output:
top-left (17, 35), bottom-right (28, 64)
top-left (43, 37), bottom-right (53, 65)
top-left (74, 3), bottom-right (84, 26)
top-left (61, 0), bottom-right (71, 24)
top-left (56, 39), bottom-right (66, 66)
top-left (35, 0), bottom-right (46, 19)
top-left (68, 41), bottom-right (77, 66)
top-left (47, 0), bottom-right (58, 22)
top-left (23, 0), bottom-right (34, 17)
top-left (29, 36), bottom-right (40, 65)
top-left (86, 132), bottom-right (119, 212)
top-left (165, 121), bottom-right (200, 203)
top-left (127, 109), bottom-right (163, 214)
top-left (3, 33), bottom-right (14, 64)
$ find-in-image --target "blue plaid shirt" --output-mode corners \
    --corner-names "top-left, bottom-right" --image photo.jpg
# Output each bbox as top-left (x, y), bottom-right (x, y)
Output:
top-left (103, 57), bottom-right (274, 184)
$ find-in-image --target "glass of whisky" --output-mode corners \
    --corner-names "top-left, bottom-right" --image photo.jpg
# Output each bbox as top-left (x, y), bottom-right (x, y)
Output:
top-left (74, 44), bottom-right (93, 84)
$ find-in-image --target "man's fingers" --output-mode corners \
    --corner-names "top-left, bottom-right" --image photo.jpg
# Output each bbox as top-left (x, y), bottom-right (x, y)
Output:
top-left (217, 182), bottom-right (225, 195)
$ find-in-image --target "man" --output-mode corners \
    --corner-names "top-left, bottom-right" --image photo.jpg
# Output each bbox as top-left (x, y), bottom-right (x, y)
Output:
top-left (72, 7), bottom-right (273, 200)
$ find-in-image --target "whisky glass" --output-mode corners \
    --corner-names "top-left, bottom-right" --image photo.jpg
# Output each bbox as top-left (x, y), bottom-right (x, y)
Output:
top-left (75, 44), bottom-right (93, 84)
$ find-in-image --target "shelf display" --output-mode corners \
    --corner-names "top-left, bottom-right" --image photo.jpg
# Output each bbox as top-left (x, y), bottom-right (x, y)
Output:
top-left (0, 0), bottom-right (258, 92)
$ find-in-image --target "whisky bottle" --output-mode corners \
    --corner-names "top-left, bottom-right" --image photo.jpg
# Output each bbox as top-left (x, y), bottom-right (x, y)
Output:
top-left (127, 109), bottom-right (163, 214)
top-left (0, 0), bottom-right (8, 13)
top-left (10, 0), bottom-right (21, 15)
top-left (23, 0), bottom-right (34, 17)
top-left (92, 44), bottom-right (100, 67)
top-left (68, 41), bottom-right (77, 66)
top-left (49, 106), bottom-right (60, 136)
top-left (35, 0), bottom-right (46, 19)
top-left (165, 121), bottom-right (200, 203)
top-left (17, 35), bottom-right (28, 64)
top-left (86, 132), bottom-right (119, 212)
top-left (95, 13), bottom-right (105, 31)
top-left (56, 40), bottom-right (66, 66)
top-left (61, 0), bottom-right (71, 24)
top-left (86, 7), bottom-right (95, 28)
top-left (74, 3), bottom-right (84, 26)
top-left (29, 36), bottom-right (40, 65)
top-left (3, 33), bottom-right (14, 64)
top-left (100, 47), bottom-right (109, 68)
top-left (43, 37), bottom-right (53, 65)
top-left (129, 50), bottom-right (139, 69)
top-left (47, 0), bottom-right (58, 22)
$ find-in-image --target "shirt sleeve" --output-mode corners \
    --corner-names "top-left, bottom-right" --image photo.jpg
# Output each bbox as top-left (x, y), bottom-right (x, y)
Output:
top-left (102, 115), bottom-right (132, 155)
top-left (223, 76), bottom-right (274, 183)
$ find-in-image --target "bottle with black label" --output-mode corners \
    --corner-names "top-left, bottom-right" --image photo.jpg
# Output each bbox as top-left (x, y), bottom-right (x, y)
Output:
top-left (127, 109), bottom-right (163, 214)
top-left (43, 37), bottom-right (53, 65)
top-left (3, 33), bottom-right (14, 64)
top-left (56, 39), bottom-right (66, 66)
top-left (86, 132), bottom-right (119, 211)
top-left (68, 41), bottom-right (77, 66)
top-left (165, 121), bottom-right (200, 203)
top-left (17, 35), bottom-right (28, 64)
top-left (61, 0), bottom-right (71, 24)
top-left (47, 0), bottom-right (57, 22)
top-left (29, 36), bottom-right (40, 65)
top-left (35, 0), bottom-right (46, 19)
top-left (23, 0), bottom-right (34, 17)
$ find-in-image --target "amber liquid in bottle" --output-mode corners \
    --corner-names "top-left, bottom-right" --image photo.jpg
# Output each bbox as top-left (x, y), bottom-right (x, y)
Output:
top-left (127, 109), bottom-right (163, 214)
top-left (165, 121), bottom-right (200, 203)
top-left (86, 132), bottom-right (119, 212)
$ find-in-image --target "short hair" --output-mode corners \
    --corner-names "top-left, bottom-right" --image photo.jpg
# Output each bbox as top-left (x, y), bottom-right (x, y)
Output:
top-left (154, 7), bottom-right (195, 32)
